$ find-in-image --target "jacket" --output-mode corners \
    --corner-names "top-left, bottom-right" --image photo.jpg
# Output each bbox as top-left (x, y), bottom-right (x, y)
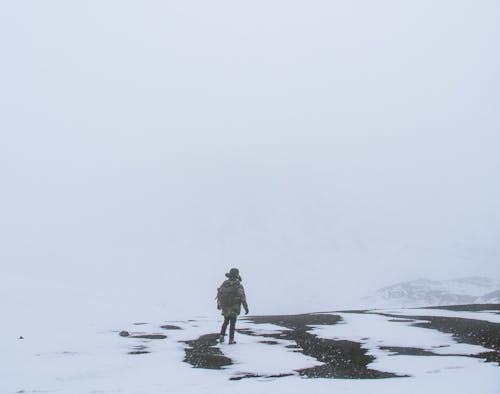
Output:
top-left (217, 278), bottom-right (249, 317)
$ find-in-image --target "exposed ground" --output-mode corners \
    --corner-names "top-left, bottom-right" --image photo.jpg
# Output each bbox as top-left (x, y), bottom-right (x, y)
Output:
top-left (179, 305), bottom-right (500, 378)
top-left (245, 314), bottom-right (401, 378)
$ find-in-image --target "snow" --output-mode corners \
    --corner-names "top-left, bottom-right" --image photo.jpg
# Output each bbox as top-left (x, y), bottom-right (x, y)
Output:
top-left (312, 313), bottom-right (491, 357)
top-left (1, 275), bottom-right (499, 394)
top-left (222, 334), bottom-right (321, 376)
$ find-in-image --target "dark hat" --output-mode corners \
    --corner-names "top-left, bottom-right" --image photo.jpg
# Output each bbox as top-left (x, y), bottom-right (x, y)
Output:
top-left (225, 268), bottom-right (242, 281)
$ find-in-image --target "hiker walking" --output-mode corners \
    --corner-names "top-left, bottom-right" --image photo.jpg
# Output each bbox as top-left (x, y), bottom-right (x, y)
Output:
top-left (216, 268), bottom-right (249, 344)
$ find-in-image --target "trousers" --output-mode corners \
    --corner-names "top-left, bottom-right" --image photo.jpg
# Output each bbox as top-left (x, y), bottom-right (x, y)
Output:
top-left (220, 315), bottom-right (237, 339)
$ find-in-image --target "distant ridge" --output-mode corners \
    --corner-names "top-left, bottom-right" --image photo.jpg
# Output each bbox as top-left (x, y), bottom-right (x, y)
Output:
top-left (363, 277), bottom-right (500, 308)
top-left (477, 290), bottom-right (500, 304)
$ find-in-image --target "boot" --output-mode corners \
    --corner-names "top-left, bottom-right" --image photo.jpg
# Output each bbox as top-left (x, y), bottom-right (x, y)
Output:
top-left (218, 335), bottom-right (225, 343)
top-left (228, 338), bottom-right (236, 345)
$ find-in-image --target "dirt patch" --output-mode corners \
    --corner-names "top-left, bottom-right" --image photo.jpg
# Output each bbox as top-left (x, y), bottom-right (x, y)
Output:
top-left (249, 313), bottom-right (341, 330)
top-left (131, 334), bottom-right (167, 340)
top-left (335, 309), bottom-right (370, 314)
top-left (128, 345), bottom-right (150, 355)
top-left (422, 304), bottom-right (500, 312)
top-left (183, 333), bottom-right (232, 369)
top-left (412, 315), bottom-right (500, 364)
top-left (182, 308), bottom-right (499, 378)
top-left (230, 372), bottom-right (294, 381)
top-left (380, 346), bottom-right (452, 356)
top-left (387, 319), bottom-right (416, 323)
top-left (372, 311), bottom-right (500, 365)
top-left (161, 325), bottom-right (182, 330)
top-left (247, 313), bottom-right (403, 379)
top-left (296, 338), bottom-right (402, 379)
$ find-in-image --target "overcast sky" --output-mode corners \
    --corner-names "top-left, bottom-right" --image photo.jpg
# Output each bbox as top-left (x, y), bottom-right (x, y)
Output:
top-left (1, 1), bottom-right (499, 312)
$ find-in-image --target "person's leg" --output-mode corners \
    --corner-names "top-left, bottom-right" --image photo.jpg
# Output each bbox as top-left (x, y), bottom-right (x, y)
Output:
top-left (221, 316), bottom-right (230, 335)
top-left (229, 316), bottom-right (237, 343)
top-left (220, 316), bottom-right (230, 342)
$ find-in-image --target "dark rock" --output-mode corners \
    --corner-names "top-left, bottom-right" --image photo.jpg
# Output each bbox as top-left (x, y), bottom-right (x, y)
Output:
top-left (131, 334), bottom-right (167, 340)
top-left (128, 345), bottom-right (150, 355)
top-left (119, 331), bottom-right (130, 337)
top-left (161, 325), bottom-right (182, 330)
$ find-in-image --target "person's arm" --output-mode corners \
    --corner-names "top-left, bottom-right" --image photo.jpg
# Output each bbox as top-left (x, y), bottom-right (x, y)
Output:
top-left (239, 285), bottom-right (249, 314)
top-left (216, 287), bottom-right (221, 309)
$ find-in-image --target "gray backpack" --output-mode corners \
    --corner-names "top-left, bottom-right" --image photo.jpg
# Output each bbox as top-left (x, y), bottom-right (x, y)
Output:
top-left (217, 280), bottom-right (241, 308)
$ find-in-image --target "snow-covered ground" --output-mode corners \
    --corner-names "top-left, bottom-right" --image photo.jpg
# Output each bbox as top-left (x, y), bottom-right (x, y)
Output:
top-left (2, 275), bottom-right (499, 394)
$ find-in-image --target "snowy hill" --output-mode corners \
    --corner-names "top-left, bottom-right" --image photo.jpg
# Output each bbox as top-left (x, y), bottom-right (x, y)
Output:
top-left (478, 290), bottom-right (500, 304)
top-left (362, 277), bottom-right (500, 308)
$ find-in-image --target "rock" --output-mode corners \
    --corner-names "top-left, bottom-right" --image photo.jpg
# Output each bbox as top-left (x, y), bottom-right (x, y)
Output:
top-left (18, 336), bottom-right (24, 340)
top-left (161, 325), bottom-right (182, 330)
top-left (119, 331), bottom-right (130, 337)
top-left (131, 334), bottom-right (167, 339)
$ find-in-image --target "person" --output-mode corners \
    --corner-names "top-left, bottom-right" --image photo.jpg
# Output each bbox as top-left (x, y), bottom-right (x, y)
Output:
top-left (216, 268), bottom-right (249, 344)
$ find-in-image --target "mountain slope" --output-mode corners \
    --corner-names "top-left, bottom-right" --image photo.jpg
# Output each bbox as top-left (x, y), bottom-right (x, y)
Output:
top-left (363, 277), bottom-right (500, 308)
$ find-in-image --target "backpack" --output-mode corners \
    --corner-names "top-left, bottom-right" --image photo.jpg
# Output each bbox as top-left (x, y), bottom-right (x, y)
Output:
top-left (217, 280), bottom-right (241, 309)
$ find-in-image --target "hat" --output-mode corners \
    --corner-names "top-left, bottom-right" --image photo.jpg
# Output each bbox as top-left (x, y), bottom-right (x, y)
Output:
top-left (225, 268), bottom-right (242, 281)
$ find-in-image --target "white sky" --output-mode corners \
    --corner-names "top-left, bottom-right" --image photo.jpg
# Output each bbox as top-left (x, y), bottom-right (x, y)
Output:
top-left (1, 1), bottom-right (499, 312)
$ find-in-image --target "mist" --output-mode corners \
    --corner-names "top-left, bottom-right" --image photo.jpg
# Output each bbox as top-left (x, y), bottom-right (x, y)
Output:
top-left (1, 1), bottom-right (499, 313)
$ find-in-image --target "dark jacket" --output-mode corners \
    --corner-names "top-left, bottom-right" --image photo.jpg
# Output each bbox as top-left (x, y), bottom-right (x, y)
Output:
top-left (217, 278), bottom-right (248, 317)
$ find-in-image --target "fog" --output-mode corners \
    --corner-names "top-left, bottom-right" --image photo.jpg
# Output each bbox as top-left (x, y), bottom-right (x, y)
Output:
top-left (1, 1), bottom-right (499, 313)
